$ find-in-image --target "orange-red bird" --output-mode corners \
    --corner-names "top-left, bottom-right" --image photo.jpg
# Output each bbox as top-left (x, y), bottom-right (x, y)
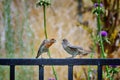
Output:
top-left (36, 38), bottom-right (56, 58)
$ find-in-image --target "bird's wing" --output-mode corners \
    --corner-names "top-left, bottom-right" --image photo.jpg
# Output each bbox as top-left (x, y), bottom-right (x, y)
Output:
top-left (36, 39), bottom-right (49, 58)
top-left (37, 40), bottom-right (48, 54)
top-left (68, 45), bottom-right (82, 51)
top-left (69, 45), bottom-right (83, 50)
top-left (69, 45), bottom-right (90, 54)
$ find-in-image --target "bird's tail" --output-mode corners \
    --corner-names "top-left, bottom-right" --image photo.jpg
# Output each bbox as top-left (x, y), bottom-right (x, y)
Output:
top-left (81, 50), bottom-right (92, 55)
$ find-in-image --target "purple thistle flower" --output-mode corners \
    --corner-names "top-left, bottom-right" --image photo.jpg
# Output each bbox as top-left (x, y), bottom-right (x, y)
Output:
top-left (48, 78), bottom-right (55, 80)
top-left (100, 3), bottom-right (103, 7)
top-left (100, 31), bottom-right (108, 37)
top-left (94, 3), bottom-right (103, 7)
top-left (94, 3), bottom-right (99, 7)
top-left (110, 65), bottom-right (117, 68)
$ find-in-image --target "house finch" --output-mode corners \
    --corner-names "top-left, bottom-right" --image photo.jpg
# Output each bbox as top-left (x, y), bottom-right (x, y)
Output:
top-left (36, 38), bottom-right (56, 58)
top-left (62, 39), bottom-right (90, 58)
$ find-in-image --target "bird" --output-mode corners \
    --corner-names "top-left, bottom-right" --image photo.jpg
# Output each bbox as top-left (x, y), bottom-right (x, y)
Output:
top-left (62, 39), bottom-right (91, 58)
top-left (36, 38), bottom-right (56, 58)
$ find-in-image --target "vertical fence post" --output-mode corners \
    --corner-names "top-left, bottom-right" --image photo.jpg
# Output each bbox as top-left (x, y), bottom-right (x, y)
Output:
top-left (68, 65), bottom-right (73, 80)
top-left (10, 65), bottom-right (15, 80)
top-left (98, 63), bottom-right (102, 80)
top-left (39, 65), bottom-right (44, 80)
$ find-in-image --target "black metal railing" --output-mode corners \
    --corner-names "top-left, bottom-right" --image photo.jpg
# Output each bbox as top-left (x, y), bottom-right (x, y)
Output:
top-left (0, 58), bottom-right (120, 80)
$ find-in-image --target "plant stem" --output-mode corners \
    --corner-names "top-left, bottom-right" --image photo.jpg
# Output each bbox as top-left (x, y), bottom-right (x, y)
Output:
top-left (97, 0), bottom-right (105, 58)
top-left (88, 34), bottom-right (97, 80)
top-left (43, 4), bottom-right (58, 80)
top-left (4, 0), bottom-right (14, 58)
top-left (97, 18), bottom-right (105, 58)
top-left (97, 0), bottom-right (112, 80)
top-left (51, 66), bottom-right (58, 80)
top-left (43, 5), bottom-right (48, 39)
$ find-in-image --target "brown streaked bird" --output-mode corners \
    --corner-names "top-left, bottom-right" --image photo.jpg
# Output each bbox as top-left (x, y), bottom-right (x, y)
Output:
top-left (62, 39), bottom-right (90, 58)
top-left (36, 38), bottom-right (56, 58)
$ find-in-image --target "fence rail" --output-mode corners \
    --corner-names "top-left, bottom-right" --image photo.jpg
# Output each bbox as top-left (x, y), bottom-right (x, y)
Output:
top-left (0, 58), bottom-right (120, 80)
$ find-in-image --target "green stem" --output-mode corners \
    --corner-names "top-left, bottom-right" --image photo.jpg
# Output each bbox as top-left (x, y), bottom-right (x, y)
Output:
top-left (43, 5), bottom-right (48, 39)
top-left (99, 36), bottom-right (106, 58)
top-left (96, 1), bottom-right (105, 58)
top-left (97, 0), bottom-right (112, 80)
top-left (106, 66), bottom-right (113, 80)
top-left (52, 66), bottom-right (58, 80)
top-left (4, 0), bottom-right (14, 58)
top-left (88, 34), bottom-right (97, 80)
top-left (43, 4), bottom-right (58, 80)
top-left (87, 66), bottom-right (91, 80)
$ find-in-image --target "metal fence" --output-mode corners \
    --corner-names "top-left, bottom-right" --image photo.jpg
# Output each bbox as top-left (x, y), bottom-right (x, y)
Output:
top-left (0, 58), bottom-right (120, 80)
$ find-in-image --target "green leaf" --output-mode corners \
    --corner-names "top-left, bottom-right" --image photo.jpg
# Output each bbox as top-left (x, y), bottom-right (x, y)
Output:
top-left (105, 37), bottom-right (111, 44)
